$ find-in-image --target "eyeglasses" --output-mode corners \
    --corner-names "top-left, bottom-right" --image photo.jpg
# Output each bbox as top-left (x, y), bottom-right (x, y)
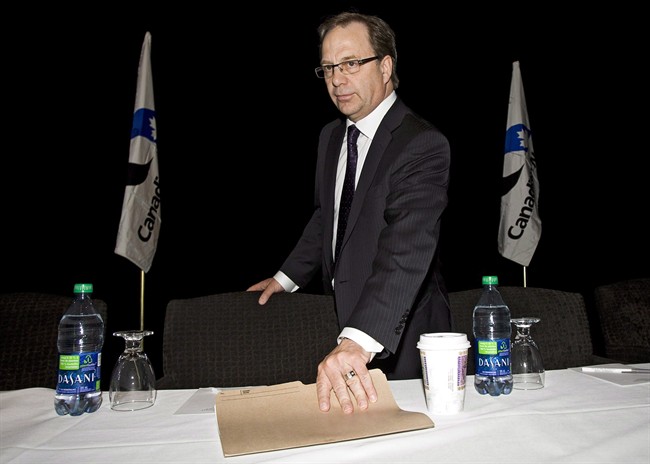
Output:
top-left (314, 56), bottom-right (380, 79)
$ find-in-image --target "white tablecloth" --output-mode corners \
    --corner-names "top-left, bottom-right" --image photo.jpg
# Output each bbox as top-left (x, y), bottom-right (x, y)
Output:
top-left (1, 366), bottom-right (649, 463)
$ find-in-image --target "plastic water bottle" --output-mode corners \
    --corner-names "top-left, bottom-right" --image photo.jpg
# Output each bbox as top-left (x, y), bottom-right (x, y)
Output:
top-left (54, 283), bottom-right (105, 416)
top-left (473, 276), bottom-right (513, 396)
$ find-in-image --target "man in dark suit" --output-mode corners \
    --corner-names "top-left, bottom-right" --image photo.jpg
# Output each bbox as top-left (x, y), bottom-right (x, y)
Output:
top-left (248, 11), bottom-right (451, 414)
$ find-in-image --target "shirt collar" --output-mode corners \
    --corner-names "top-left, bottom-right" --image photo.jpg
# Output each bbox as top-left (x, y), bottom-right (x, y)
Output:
top-left (347, 91), bottom-right (397, 140)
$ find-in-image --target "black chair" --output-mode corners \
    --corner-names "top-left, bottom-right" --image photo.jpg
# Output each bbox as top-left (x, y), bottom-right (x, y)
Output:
top-left (594, 277), bottom-right (650, 363)
top-left (0, 292), bottom-right (108, 390)
top-left (448, 286), bottom-right (610, 375)
top-left (157, 291), bottom-right (340, 389)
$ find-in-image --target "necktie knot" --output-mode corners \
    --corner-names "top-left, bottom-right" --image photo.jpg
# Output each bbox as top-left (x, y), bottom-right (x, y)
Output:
top-left (347, 124), bottom-right (360, 147)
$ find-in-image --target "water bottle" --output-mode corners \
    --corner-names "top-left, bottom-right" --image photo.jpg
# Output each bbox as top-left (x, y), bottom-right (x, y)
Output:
top-left (473, 276), bottom-right (513, 396)
top-left (54, 283), bottom-right (105, 416)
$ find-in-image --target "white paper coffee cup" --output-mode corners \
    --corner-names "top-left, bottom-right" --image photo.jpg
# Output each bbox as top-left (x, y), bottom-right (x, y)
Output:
top-left (417, 332), bottom-right (471, 415)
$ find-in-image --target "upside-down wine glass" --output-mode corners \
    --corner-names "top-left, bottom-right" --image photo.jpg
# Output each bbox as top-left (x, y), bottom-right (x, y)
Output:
top-left (109, 330), bottom-right (157, 411)
top-left (510, 317), bottom-right (545, 390)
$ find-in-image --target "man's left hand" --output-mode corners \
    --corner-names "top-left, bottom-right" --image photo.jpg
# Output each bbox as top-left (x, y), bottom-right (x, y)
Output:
top-left (316, 338), bottom-right (378, 414)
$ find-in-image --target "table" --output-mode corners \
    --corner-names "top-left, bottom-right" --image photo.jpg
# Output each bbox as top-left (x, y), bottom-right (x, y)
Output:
top-left (1, 366), bottom-right (648, 463)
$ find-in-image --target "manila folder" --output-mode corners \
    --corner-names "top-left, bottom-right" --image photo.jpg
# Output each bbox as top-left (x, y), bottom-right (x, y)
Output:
top-left (215, 368), bottom-right (434, 456)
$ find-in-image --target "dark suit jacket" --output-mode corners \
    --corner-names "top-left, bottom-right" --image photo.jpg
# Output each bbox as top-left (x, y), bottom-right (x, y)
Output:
top-left (280, 96), bottom-right (452, 379)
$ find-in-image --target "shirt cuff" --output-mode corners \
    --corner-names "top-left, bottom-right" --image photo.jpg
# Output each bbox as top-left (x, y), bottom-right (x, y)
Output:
top-left (273, 271), bottom-right (299, 293)
top-left (338, 327), bottom-right (384, 361)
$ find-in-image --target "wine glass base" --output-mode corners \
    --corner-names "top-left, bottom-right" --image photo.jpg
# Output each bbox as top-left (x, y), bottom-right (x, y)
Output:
top-left (513, 373), bottom-right (545, 390)
top-left (110, 398), bottom-right (156, 411)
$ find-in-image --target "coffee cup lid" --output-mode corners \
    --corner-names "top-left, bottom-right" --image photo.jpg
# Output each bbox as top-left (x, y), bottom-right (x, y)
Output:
top-left (417, 332), bottom-right (471, 350)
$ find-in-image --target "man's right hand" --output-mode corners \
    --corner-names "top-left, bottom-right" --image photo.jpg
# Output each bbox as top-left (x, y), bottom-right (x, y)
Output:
top-left (246, 278), bottom-right (284, 305)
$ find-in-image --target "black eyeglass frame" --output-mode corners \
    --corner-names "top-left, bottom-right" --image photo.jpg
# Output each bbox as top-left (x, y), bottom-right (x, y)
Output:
top-left (314, 56), bottom-right (380, 79)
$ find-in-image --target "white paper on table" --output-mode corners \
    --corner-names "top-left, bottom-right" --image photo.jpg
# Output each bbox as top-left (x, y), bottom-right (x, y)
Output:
top-left (174, 388), bottom-right (219, 414)
top-left (570, 363), bottom-right (650, 387)
top-left (174, 386), bottom-right (267, 414)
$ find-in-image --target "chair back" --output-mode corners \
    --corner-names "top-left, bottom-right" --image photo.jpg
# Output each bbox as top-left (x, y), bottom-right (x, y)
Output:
top-left (0, 292), bottom-right (108, 390)
top-left (448, 286), bottom-right (595, 374)
top-left (594, 277), bottom-right (650, 363)
top-left (157, 291), bottom-right (340, 389)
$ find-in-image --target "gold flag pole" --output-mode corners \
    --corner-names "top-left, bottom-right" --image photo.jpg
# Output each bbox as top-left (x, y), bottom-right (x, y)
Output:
top-left (523, 266), bottom-right (527, 288)
top-left (140, 270), bottom-right (145, 331)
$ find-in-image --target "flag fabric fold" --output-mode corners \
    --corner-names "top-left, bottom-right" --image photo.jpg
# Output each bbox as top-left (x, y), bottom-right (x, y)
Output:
top-left (498, 61), bottom-right (541, 267)
top-left (115, 32), bottom-right (161, 273)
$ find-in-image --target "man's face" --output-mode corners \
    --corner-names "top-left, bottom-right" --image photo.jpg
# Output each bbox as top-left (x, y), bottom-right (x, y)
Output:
top-left (320, 22), bottom-right (392, 122)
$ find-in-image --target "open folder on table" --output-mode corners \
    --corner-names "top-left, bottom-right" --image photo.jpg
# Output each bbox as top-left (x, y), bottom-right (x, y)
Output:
top-left (215, 368), bottom-right (434, 456)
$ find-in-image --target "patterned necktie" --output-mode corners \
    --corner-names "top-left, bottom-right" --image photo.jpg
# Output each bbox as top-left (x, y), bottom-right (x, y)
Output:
top-left (335, 124), bottom-right (360, 263)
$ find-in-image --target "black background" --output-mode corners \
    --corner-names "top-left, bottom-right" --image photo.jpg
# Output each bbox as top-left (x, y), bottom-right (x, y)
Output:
top-left (3, 3), bottom-right (647, 379)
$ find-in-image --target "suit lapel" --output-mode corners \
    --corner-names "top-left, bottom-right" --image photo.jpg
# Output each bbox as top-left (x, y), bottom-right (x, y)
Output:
top-left (341, 100), bottom-right (407, 251)
top-left (324, 123), bottom-right (346, 273)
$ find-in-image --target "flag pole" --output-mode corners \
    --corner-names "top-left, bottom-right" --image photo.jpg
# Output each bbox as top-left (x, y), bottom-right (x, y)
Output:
top-left (140, 270), bottom-right (145, 330)
top-left (523, 266), bottom-right (527, 288)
